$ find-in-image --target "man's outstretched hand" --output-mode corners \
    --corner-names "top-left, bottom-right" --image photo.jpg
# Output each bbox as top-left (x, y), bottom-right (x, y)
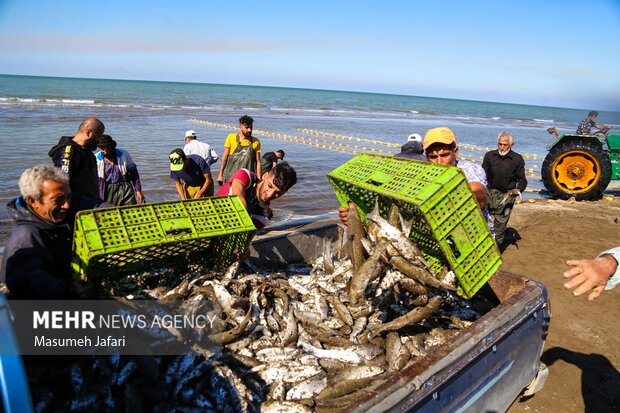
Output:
top-left (562, 254), bottom-right (617, 301)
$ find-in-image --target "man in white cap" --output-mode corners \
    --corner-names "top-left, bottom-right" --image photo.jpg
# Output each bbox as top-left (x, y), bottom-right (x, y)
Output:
top-left (395, 133), bottom-right (426, 161)
top-left (183, 130), bottom-right (219, 166)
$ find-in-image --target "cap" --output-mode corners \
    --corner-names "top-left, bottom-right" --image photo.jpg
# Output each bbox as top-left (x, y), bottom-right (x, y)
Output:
top-left (277, 149), bottom-right (285, 159)
top-left (423, 127), bottom-right (457, 150)
top-left (169, 148), bottom-right (186, 171)
top-left (407, 133), bottom-right (422, 143)
top-left (185, 130), bottom-right (197, 138)
top-left (395, 141), bottom-right (426, 161)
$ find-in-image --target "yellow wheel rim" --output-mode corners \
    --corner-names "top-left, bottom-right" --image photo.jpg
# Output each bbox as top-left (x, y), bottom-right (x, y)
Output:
top-left (551, 150), bottom-right (601, 193)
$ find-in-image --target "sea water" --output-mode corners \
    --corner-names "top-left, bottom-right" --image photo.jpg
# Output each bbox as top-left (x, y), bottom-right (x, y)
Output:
top-left (1, 74), bottom-right (619, 240)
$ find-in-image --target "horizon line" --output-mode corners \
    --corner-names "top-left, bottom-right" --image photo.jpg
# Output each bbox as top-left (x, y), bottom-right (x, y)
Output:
top-left (0, 72), bottom-right (601, 113)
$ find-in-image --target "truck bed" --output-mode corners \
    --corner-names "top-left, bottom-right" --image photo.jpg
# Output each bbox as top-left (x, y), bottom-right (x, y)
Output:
top-left (1, 219), bottom-right (549, 413)
top-left (250, 220), bottom-right (550, 412)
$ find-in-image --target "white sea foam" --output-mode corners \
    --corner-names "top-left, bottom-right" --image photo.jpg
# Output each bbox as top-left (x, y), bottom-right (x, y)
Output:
top-left (0, 97), bottom-right (96, 105)
top-left (532, 118), bottom-right (554, 123)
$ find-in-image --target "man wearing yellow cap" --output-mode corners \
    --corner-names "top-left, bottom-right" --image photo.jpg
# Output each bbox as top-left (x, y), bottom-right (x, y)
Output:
top-left (423, 127), bottom-right (495, 237)
top-left (338, 127), bottom-right (495, 237)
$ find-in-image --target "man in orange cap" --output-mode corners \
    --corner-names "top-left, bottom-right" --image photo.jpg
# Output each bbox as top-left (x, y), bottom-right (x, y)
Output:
top-left (423, 127), bottom-right (494, 236)
top-left (338, 126), bottom-right (494, 237)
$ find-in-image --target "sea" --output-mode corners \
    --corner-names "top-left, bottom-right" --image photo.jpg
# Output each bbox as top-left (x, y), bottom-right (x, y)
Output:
top-left (1, 74), bottom-right (619, 241)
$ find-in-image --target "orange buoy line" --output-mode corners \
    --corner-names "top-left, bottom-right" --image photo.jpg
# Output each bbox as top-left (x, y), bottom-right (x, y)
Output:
top-left (192, 119), bottom-right (542, 183)
top-left (296, 128), bottom-right (401, 148)
top-left (191, 119), bottom-right (394, 156)
top-left (298, 127), bottom-right (544, 160)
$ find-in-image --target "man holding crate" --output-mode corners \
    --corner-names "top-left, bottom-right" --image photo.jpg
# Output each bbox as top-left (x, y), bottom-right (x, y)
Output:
top-left (1, 165), bottom-right (106, 299)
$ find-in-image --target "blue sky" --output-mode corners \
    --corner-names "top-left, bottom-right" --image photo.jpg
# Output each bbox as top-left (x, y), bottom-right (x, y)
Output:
top-left (1, 0), bottom-right (619, 110)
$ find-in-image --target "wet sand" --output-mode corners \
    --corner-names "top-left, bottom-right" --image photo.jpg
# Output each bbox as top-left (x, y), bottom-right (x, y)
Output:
top-left (504, 198), bottom-right (620, 412)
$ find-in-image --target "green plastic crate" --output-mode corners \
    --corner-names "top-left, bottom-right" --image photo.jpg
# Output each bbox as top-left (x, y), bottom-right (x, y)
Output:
top-left (327, 154), bottom-right (501, 298)
top-left (71, 196), bottom-right (256, 280)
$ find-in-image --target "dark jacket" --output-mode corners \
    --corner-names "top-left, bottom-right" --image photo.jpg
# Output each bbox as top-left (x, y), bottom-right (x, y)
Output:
top-left (394, 141), bottom-right (426, 161)
top-left (49, 136), bottom-right (99, 198)
top-left (482, 149), bottom-right (527, 193)
top-left (0, 195), bottom-right (106, 299)
top-left (261, 152), bottom-right (279, 175)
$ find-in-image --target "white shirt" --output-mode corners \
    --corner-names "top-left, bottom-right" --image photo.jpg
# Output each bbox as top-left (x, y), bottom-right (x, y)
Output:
top-left (184, 139), bottom-right (218, 166)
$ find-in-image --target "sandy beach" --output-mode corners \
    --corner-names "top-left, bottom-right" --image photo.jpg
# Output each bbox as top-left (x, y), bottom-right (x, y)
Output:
top-left (503, 197), bottom-right (620, 412)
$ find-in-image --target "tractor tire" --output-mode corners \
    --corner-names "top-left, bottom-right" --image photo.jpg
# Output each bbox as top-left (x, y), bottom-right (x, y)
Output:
top-left (541, 139), bottom-right (612, 200)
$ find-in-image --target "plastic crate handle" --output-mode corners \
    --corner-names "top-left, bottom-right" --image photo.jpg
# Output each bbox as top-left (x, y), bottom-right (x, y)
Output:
top-left (161, 218), bottom-right (195, 238)
top-left (165, 228), bottom-right (193, 237)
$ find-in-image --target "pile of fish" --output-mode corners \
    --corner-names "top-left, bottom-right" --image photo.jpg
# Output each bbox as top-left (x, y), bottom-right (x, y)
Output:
top-left (25, 204), bottom-right (492, 412)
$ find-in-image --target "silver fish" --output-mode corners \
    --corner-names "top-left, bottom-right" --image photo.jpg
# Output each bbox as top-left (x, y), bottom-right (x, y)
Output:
top-left (253, 364), bottom-right (323, 384)
top-left (370, 295), bottom-right (443, 337)
top-left (390, 256), bottom-right (456, 291)
top-left (286, 373), bottom-right (328, 400)
top-left (366, 202), bottom-right (428, 268)
top-left (348, 242), bottom-right (387, 303)
top-left (299, 339), bottom-right (383, 364)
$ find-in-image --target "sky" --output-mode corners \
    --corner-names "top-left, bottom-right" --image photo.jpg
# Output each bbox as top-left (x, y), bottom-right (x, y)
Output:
top-left (1, 0), bottom-right (619, 110)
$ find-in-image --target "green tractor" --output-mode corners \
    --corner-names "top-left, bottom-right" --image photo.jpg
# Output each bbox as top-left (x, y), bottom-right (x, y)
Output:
top-left (541, 127), bottom-right (620, 200)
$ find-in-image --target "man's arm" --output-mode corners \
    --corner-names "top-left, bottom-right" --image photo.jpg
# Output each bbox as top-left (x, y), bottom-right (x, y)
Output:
top-left (469, 182), bottom-right (488, 210)
top-left (563, 247), bottom-right (620, 301)
top-left (515, 156), bottom-right (528, 193)
top-left (595, 123), bottom-right (613, 130)
top-left (194, 173), bottom-right (213, 198)
top-left (255, 151), bottom-right (262, 178)
top-left (53, 143), bottom-right (78, 175)
top-left (481, 152), bottom-right (491, 179)
top-left (126, 160), bottom-right (145, 203)
top-left (174, 179), bottom-right (186, 200)
top-left (229, 179), bottom-right (248, 209)
top-left (217, 147), bottom-right (230, 184)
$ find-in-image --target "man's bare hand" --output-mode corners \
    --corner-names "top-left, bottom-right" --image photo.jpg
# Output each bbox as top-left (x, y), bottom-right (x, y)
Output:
top-left (563, 254), bottom-right (617, 301)
top-left (338, 202), bottom-right (355, 225)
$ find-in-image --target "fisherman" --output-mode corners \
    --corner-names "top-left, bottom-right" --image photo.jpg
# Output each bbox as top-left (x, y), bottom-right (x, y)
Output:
top-left (563, 246), bottom-right (619, 301)
top-left (48, 117), bottom-right (105, 199)
top-left (183, 129), bottom-right (219, 166)
top-left (169, 148), bottom-right (214, 199)
top-left (0, 165), bottom-right (106, 299)
top-left (261, 149), bottom-right (286, 177)
top-left (217, 162), bottom-right (297, 229)
top-left (482, 131), bottom-right (527, 247)
top-left (423, 127), bottom-right (494, 235)
top-left (339, 127), bottom-right (494, 238)
top-left (95, 134), bottom-right (145, 205)
top-left (217, 115), bottom-right (262, 185)
top-left (576, 110), bottom-right (613, 135)
top-left (394, 133), bottom-right (426, 161)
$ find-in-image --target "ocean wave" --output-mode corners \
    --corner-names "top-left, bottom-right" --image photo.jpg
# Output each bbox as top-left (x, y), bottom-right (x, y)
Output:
top-left (0, 96), bottom-right (562, 129)
top-left (0, 97), bottom-right (96, 105)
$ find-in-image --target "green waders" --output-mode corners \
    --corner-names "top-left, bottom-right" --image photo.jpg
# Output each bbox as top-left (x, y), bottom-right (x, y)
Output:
top-left (222, 135), bottom-right (257, 183)
top-left (488, 188), bottom-right (515, 245)
top-left (104, 181), bottom-right (136, 206)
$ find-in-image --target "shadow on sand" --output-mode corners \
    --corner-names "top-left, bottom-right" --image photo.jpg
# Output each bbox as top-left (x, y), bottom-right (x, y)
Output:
top-left (540, 346), bottom-right (620, 412)
top-left (499, 228), bottom-right (521, 253)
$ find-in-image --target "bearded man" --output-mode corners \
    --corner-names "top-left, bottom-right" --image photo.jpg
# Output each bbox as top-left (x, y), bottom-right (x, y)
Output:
top-left (482, 131), bottom-right (527, 247)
